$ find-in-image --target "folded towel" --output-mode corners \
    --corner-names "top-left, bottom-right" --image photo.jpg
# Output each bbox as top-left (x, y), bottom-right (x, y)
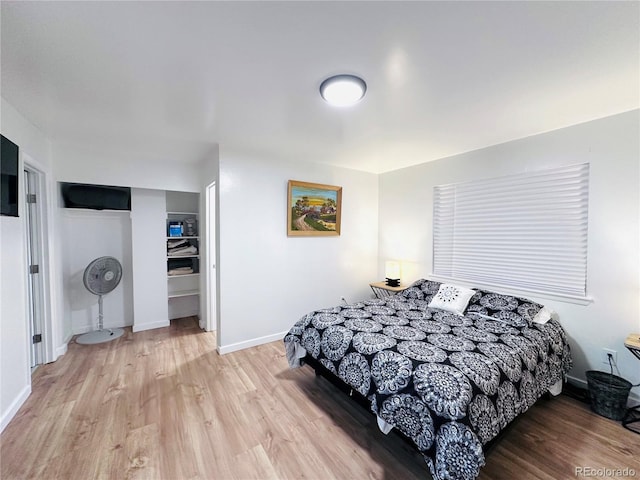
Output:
top-left (168, 245), bottom-right (198, 256)
top-left (168, 267), bottom-right (194, 276)
top-left (167, 239), bottom-right (189, 248)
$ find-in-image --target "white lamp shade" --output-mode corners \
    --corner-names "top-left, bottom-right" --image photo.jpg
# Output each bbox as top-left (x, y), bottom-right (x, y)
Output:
top-left (385, 261), bottom-right (401, 280)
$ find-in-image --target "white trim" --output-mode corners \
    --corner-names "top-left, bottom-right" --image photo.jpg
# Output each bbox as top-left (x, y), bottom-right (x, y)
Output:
top-left (204, 181), bottom-right (217, 334)
top-left (23, 160), bottom-right (57, 365)
top-left (566, 374), bottom-right (588, 390)
top-left (0, 385), bottom-right (31, 434)
top-left (132, 320), bottom-right (170, 333)
top-left (54, 331), bottom-right (72, 358)
top-left (55, 341), bottom-right (68, 359)
top-left (72, 322), bottom-right (131, 335)
top-left (23, 165), bottom-right (43, 367)
top-left (217, 331), bottom-right (287, 355)
top-left (168, 307), bottom-right (200, 321)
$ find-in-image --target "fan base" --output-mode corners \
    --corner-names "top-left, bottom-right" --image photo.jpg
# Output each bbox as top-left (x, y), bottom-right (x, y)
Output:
top-left (76, 328), bottom-right (124, 345)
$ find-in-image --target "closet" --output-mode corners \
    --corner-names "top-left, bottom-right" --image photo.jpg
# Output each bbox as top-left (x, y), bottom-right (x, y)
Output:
top-left (165, 191), bottom-right (200, 320)
top-left (62, 185), bottom-right (200, 335)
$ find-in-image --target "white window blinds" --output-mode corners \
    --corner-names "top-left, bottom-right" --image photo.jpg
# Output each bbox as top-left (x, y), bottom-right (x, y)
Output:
top-left (433, 163), bottom-right (589, 298)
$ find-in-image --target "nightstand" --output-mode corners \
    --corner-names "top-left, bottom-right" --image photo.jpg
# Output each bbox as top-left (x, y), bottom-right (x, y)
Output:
top-left (623, 333), bottom-right (640, 434)
top-left (369, 281), bottom-right (406, 299)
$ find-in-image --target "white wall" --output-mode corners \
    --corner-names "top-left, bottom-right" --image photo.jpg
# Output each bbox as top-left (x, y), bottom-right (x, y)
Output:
top-left (217, 151), bottom-right (379, 352)
top-left (60, 210), bottom-right (134, 334)
top-left (131, 188), bottom-right (169, 332)
top-left (0, 173), bottom-right (30, 432)
top-left (0, 98), bottom-right (55, 432)
top-left (52, 142), bottom-right (202, 193)
top-left (379, 110), bottom-right (640, 397)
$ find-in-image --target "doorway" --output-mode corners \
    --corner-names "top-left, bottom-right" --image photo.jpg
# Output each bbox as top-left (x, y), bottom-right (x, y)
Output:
top-left (205, 181), bottom-right (217, 334)
top-left (23, 166), bottom-right (45, 369)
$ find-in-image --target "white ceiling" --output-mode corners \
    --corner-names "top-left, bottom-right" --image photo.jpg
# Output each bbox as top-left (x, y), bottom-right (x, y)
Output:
top-left (1, 1), bottom-right (638, 173)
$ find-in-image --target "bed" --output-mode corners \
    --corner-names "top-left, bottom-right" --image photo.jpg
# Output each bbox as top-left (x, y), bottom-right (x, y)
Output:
top-left (284, 279), bottom-right (572, 480)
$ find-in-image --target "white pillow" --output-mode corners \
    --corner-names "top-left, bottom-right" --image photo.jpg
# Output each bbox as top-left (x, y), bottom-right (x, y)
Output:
top-left (532, 306), bottom-right (554, 325)
top-left (429, 284), bottom-right (476, 315)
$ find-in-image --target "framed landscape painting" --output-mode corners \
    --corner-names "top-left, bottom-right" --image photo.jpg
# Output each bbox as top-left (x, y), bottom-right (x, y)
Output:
top-left (287, 180), bottom-right (342, 236)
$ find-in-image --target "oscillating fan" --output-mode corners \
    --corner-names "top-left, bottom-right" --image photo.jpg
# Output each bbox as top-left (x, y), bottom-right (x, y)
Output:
top-left (76, 256), bottom-right (125, 345)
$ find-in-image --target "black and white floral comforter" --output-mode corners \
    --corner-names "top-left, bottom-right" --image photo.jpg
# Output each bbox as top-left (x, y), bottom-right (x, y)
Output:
top-left (284, 279), bottom-right (572, 480)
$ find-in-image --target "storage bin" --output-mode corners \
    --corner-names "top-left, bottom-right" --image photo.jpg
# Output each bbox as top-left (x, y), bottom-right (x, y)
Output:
top-left (168, 222), bottom-right (183, 237)
top-left (586, 370), bottom-right (632, 421)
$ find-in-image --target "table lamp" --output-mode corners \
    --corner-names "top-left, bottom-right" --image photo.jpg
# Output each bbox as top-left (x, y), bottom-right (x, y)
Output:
top-left (385, 260), bottom-right (401, 287)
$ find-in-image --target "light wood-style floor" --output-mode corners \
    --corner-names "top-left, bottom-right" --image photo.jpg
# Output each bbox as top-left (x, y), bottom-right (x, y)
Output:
top-left (1, 317), bottom-right (638, 480)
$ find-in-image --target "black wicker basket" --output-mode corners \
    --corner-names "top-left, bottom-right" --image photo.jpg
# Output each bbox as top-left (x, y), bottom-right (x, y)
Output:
top-left (586, 370), bottom-right (632, 421)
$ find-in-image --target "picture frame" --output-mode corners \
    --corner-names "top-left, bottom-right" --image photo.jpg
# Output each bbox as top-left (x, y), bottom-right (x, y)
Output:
top-left (287, 180), bottom-right (342, 236)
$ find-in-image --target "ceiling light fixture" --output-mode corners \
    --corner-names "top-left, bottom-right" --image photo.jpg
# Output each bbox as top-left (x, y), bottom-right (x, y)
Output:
top-left (319, 74), bottom-right (367, 107)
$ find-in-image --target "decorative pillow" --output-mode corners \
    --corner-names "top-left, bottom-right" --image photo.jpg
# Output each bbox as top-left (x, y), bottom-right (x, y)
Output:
top-left (428, 283), bottom-right (476, 315)
top-left (466, 289), bottom-right (545, 327)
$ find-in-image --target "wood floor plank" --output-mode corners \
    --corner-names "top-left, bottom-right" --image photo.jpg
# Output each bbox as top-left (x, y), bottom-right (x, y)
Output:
top-left (233, 445), bottom-right (281, 480)
top-left (2, 316), bottom-right (639, 480)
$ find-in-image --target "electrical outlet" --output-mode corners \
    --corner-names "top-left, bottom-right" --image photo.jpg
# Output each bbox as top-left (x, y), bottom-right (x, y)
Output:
top-left (601, 348), bottom-right (617, 365)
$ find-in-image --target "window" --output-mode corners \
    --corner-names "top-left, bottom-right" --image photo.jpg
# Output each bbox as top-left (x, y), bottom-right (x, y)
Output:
top-left (433, 163), bottom-right (589, 299)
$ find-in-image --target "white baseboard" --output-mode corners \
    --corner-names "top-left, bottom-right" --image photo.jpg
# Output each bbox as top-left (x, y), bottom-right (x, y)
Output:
top-left (0, 384), bottom-right (31, 434)
top-left (132, 320), bottom-right (170, 333)
top-left (72, 322), bottom-right (132, 335)
top-left (55, 341), bottom-right (68, 359)
top-left (169, 312), bottom-right (199, 320)
top-left (566, 374), bottom-right (588, 389)
top-left (218, 331), bottom-right (287, 355)
top-left (72, 325), bottom-right (93, 335)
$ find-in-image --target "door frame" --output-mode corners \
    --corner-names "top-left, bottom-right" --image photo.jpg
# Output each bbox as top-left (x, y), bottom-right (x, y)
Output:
top-left (22, 159), bottom-right (55, 367)
top-left (205, 181), bottom-right (218, 335)
top-left (24, 168), bottom-right (44, 367)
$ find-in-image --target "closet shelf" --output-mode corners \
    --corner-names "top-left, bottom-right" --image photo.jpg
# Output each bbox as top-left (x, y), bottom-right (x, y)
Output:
top-left (168, 289), bottom-right (200, 299)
